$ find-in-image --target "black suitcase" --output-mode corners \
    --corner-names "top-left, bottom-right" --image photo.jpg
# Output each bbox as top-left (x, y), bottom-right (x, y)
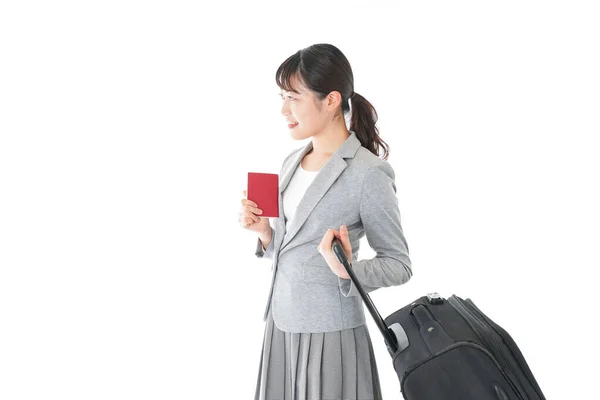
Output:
top-left (332, 239), bottom-right (546, 400)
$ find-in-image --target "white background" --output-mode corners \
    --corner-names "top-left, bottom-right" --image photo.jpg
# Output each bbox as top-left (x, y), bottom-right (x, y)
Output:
top-left (1, 1), bottom-right (598, 399)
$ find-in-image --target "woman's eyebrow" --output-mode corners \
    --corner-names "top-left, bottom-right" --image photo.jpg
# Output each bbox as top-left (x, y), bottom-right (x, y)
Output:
top-left (280, 89), bottom-right (302, 95)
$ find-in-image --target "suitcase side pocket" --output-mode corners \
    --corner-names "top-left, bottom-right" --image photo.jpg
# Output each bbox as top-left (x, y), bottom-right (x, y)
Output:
top-left (401, 341), bottom-right (522, 400)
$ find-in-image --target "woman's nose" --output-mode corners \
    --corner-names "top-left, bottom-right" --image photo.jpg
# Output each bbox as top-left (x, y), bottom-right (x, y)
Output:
top-left (281, 100), bottom-right (290, 116)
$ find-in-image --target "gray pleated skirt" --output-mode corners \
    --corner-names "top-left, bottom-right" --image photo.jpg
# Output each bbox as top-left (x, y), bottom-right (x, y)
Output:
top-left (254, 308), bottom-right (383, 400)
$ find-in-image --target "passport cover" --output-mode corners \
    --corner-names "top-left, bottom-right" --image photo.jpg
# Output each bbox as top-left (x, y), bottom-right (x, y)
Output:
top-left (247, 172), bottom-right (279, 218)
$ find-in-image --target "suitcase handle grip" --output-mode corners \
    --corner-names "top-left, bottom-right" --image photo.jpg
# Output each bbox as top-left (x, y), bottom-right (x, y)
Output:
top-left (411, 304), bottom-right (454, 354)
top-left (411, 304), bottom-right (436, 328)
top-left (332, 238), bottom-right (399, 354)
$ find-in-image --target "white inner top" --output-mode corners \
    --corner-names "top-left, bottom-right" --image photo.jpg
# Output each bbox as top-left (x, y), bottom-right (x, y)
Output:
top-left (283, 162), bottom-right (320, 233)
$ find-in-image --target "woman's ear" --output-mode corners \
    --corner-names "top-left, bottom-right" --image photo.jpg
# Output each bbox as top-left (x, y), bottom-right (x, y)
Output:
top-left (325, 90), bottom-right (343, 111)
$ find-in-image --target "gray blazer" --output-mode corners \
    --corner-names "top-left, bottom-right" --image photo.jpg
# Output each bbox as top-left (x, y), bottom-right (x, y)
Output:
top-left (255, 131), bottom-right (412, 333)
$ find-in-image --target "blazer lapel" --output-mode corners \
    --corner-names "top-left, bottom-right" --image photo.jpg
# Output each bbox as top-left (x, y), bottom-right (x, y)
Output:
top-left (278, 131), bottom-right (362, 255)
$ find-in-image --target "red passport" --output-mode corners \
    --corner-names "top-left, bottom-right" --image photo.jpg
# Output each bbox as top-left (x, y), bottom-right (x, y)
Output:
top-left (247, 172), bottom-right (279, 218)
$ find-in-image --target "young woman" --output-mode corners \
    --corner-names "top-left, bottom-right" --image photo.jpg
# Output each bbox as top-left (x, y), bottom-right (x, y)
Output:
top-left (239, 43), bottom-right (412, 400)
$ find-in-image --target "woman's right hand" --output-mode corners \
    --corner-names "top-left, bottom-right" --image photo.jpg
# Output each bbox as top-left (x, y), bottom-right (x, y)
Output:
top-left (239, 190), bottom-right (271, 234)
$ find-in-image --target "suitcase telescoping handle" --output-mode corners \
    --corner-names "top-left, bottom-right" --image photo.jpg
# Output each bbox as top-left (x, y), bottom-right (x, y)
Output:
top-left (332, 238), bottom-right (399, 354)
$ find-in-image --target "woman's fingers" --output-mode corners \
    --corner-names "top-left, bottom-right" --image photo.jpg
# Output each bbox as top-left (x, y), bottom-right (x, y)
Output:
top-left (241, 211), bottom-right (261, 224)
top-left (240, 204), bottom-right (262, 215)
top-left (335, 225), bottom-right (353, 263)
top-left (318, 228), bottom-right (331, 253)
top-left (245, 213), bottom-right (260, 224)
top-left (239, 190), bottom-right (268, 230)
top-left (240, 197), bottom-right (257, 208)
top-left (340, 225), bottom-right (350, 246)
top-left (240, 191), bottom-right (263, 215)
top-left (241, 190), bottom-right (255, 206)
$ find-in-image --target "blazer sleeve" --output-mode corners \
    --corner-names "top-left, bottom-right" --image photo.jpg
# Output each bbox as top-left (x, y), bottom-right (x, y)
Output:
top-left (338, 161), bottom-right (412, 297)
top-left (255, 226), bottom-right (276, 259)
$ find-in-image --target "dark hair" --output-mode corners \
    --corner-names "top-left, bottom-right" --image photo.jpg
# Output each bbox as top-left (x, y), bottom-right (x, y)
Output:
top-left (275, 43), bottom-right (390, 160)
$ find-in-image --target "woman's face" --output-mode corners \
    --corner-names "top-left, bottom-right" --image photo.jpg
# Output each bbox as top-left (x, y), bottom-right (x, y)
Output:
top-left (279, 75), bottom-right (332, 140)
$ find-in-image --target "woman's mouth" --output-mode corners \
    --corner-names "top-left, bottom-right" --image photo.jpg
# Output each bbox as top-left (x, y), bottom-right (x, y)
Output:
top-left (288, 122), bottom-right (299, 129)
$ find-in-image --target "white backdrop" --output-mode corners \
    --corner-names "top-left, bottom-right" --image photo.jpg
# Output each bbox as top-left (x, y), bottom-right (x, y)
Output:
top-left (1, 1), bottom-right (598, 399)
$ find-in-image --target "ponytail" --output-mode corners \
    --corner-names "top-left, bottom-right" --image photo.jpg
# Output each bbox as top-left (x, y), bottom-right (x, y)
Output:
top-left (347, 92), bottom-right (390, 160)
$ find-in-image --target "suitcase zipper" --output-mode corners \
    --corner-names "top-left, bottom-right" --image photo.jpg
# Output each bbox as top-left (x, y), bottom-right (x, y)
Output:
top-left (448, 296), bottom-right (526, 399)
top-left (448, 297), bottom-right (512, 367)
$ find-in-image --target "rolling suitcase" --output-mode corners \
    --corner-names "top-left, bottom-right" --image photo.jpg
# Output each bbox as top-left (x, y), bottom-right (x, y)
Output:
top-left (332, 239), bottom-right (546, 400)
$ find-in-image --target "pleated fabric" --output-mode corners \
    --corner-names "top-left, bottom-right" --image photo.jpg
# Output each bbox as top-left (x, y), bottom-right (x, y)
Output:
top-left (254, 309), bottom-right (383, 400)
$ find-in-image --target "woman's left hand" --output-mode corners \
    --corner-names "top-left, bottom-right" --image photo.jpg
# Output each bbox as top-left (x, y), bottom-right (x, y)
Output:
top-left (318, 225), bottom-right (352, 279)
